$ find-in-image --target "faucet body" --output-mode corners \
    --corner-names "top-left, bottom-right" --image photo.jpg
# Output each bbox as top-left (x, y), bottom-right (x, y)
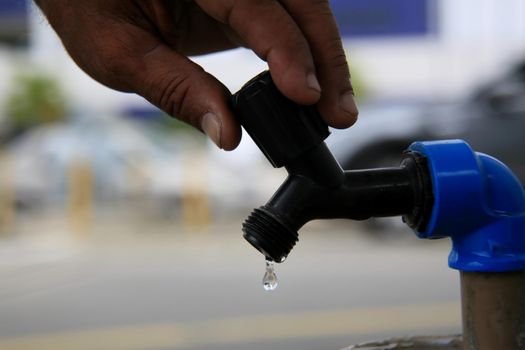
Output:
top-left (232, 71), bottom-right (432, 262)
top-left (231, 71), bottom-right (525, 272)
top-left (232, 71), bottom-right (525, 350)
top-left (244, 142), bottom-right (433, 262)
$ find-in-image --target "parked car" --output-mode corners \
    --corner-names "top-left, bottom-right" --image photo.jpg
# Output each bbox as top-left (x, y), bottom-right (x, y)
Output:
top-left (327, 61), bottom-right (525, 185)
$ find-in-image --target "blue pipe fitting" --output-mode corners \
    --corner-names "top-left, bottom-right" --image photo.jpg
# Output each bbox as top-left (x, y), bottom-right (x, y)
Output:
top-left (408, 139), bottom-right (525, 272)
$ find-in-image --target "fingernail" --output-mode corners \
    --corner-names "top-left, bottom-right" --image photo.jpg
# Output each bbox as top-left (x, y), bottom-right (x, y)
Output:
top-left (340, 91), bottom-right (359, 117)
top-left (201, 112), bottom-right (222, 149)
top-left (306, 72), bottom-right (321, 93)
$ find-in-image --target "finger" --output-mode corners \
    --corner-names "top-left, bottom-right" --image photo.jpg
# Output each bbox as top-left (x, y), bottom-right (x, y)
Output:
top-left (279, 0), bottom-right (358, 128)
top-left (196, 0), bottom-right (322, 105)
top-left (130, 44), bottom-right (241, 150)
top-left (38, 0), bottom-right (241, 150)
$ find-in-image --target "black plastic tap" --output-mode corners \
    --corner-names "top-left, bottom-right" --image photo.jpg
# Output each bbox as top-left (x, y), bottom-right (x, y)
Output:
top-left (231, 71), bottom-right (433, 263)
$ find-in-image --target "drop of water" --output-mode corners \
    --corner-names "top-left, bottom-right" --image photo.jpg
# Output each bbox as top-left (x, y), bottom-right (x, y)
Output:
top-left (262, 259), bottom-right (278, 291)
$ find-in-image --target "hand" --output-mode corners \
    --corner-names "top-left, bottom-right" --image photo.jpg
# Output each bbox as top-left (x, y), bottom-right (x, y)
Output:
top-left (36, 0), bottom-right (358, 150)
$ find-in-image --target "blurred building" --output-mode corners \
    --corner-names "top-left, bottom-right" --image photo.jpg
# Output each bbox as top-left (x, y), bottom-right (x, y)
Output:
top-left (0, 1), bottom-right (28, 46)
top-left (0, 0), bottom-right (524, 114)
top-left (332, 0), bottom-right (525, 99)
top-left (0, 0), bottom-right (524, 219)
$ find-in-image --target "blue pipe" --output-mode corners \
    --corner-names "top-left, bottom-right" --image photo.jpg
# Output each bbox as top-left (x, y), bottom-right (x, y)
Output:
top-left (409, 139), bottom-right (525, 272)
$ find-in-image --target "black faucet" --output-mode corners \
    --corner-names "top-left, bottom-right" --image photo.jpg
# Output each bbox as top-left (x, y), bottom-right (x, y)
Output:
top-left (231, 71), bottom-right (433, 263)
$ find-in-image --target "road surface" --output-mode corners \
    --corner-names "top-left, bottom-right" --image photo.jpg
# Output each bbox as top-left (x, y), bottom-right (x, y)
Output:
top-left (0, 216), bottom-right (461, 350)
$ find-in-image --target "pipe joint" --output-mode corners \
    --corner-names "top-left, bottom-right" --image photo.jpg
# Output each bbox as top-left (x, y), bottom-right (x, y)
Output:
top-left (409, 140), bottom-right (525, 272)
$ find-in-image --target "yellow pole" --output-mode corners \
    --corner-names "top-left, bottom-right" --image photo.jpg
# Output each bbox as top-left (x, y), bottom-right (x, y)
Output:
top-left (0, 150), bottom-right (14, 235)
top-left (126, 156), bottom-right (150, 214)
top-left (67, 158), bottom-right (93, 237)
top-left (181, 150), bottom-right (211, 232)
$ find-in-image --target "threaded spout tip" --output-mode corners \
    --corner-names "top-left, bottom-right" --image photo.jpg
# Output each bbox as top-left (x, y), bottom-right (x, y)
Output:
top-left (242, 207), bottom-right (298, 262)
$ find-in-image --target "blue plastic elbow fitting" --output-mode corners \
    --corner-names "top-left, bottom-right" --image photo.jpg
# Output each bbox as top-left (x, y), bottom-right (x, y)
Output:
top-left (409, 140), bottom-right (525, 272)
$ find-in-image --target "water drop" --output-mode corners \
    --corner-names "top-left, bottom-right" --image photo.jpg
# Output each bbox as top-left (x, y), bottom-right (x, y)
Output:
top-left (262, 259), bottom-right (278, 291)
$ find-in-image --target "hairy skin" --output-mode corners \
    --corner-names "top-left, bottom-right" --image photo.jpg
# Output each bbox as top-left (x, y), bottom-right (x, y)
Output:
top-left (36, 0), bottom-right (357, 150)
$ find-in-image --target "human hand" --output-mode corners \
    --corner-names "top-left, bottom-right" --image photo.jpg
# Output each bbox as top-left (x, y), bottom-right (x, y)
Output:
top-left (36, 0), bottom-right (358, 150)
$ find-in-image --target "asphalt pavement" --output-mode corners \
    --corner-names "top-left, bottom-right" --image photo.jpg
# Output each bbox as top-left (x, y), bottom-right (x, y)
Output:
top-left (0, 215), bottom-right (461, 350)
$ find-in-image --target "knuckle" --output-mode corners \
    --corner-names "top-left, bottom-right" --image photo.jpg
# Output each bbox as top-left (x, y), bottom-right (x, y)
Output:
top-left (329, 51), bottom-right (349, 71)
top-left (141, 66), bottom-right (209, 128)
top-left (317, 39), bottom-right (348, 72)
top-left (151, 70), bottom-right (193, 119)
top-left (317, 35), bottom-right (348, 65)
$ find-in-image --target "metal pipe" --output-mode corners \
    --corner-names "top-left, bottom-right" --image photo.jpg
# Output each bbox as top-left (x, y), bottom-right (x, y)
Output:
top-left (460, 270), bottom-right (525, 350)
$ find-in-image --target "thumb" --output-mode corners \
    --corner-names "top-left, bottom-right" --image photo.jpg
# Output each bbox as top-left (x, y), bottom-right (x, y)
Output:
top-left (133, 44), bottom-right (241, 150)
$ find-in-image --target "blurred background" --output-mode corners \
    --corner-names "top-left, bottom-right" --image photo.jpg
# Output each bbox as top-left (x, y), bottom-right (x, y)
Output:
top-left (0, 0), bottom-right (524, 349)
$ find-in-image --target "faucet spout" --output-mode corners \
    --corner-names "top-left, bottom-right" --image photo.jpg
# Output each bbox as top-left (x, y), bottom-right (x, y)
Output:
top-left (242, 142), bottom-right (433, 262)
top-left (232, 71), bottom-right (434, 262)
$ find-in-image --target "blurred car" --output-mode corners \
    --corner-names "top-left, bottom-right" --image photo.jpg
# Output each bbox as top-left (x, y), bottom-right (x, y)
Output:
top-left (7, 115), bottom-right (185, 212)
top-left (6, 113), bottom-right (275, 215)
top-left (327, 60), bottom-right (525, 184)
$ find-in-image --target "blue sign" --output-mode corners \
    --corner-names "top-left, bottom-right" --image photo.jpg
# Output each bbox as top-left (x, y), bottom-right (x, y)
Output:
top-left (330, 0), bottom-right (434, 37)
top-left (0, 0), bottom-right (29, 46)
top-left (0, 1), bottom-right (28, 14)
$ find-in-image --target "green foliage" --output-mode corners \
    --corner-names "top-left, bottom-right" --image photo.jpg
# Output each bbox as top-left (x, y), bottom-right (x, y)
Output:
top-left (153, 112), bottom-right (206, 142)
top-left (160, 112), bottom-right (196, 133)
top-left (5, 73), bottom-right (68, 134)
top-left (347, 61), bottom-right (368, 102)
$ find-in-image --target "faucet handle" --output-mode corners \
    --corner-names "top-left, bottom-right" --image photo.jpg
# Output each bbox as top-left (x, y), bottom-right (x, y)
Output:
top-left (231, 70), bottom-right (330, 168)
